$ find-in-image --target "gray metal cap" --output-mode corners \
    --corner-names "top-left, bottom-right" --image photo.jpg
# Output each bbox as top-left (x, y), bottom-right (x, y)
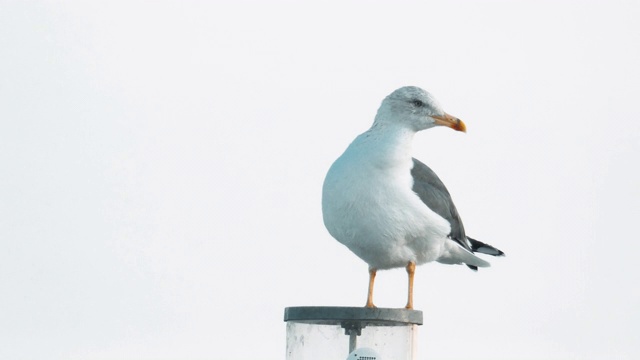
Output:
top-left (284, 306), bottom-right (423, 326)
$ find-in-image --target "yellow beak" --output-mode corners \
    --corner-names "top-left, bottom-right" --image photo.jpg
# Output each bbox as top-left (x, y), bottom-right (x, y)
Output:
top-left (432, 113), bottom-right (466, 133)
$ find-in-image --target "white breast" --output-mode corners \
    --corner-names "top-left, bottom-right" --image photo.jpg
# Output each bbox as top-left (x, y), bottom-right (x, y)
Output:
top-left (321, 129), bottom-right (451, 270)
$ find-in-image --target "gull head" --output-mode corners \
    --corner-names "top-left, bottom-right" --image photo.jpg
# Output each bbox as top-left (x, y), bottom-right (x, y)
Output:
top-left (373, 86), bottom-right (466, 133)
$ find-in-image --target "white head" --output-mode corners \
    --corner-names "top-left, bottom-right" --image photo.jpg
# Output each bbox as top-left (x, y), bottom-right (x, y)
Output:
top-left (373, 86), bottom-right (466, 133)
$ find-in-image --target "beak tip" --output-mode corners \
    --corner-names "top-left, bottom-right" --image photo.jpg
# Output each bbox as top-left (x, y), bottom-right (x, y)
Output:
top-left (456, 119), bottom-right (467, 133)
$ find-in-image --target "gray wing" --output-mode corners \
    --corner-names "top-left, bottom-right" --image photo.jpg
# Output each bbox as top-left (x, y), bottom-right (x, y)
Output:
top-left (410, 158), bottom-right (470, 251)
top-left (411, 158), bottom-right (505, 270)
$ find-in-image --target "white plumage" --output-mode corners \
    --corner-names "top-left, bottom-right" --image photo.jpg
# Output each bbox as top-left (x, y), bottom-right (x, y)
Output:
top-left (322, 124), bottom-right (452, 270)
top-left (322, 86), bottom-right (503, 308)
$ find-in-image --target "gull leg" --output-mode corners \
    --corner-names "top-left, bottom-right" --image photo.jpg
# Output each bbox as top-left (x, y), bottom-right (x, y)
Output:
top-left (365, 268), bottom-right (377, 308)
top-left (405, 261), bottom-right (416, 309)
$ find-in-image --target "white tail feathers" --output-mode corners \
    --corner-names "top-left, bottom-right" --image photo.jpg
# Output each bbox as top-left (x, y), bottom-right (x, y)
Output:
top-left (438, 240), bottom-right (491, 268)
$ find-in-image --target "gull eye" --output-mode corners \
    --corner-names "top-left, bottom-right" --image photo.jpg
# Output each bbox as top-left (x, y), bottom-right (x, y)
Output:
top-left (411, 99), bottom-right (424, 107)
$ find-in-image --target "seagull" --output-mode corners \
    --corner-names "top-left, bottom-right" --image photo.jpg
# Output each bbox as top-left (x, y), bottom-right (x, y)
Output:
top-left (322, 86), bottom-right (504, 309)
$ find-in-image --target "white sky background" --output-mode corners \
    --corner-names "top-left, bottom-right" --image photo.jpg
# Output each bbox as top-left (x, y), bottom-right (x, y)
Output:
top-left (1, 1), bottom-right (639, 359)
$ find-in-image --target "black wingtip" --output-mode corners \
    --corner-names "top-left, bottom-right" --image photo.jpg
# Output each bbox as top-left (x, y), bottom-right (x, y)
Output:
top-left (467, 237), bottom-right (505, 257)
top-left (466, 264), bottom-right (478, 271)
